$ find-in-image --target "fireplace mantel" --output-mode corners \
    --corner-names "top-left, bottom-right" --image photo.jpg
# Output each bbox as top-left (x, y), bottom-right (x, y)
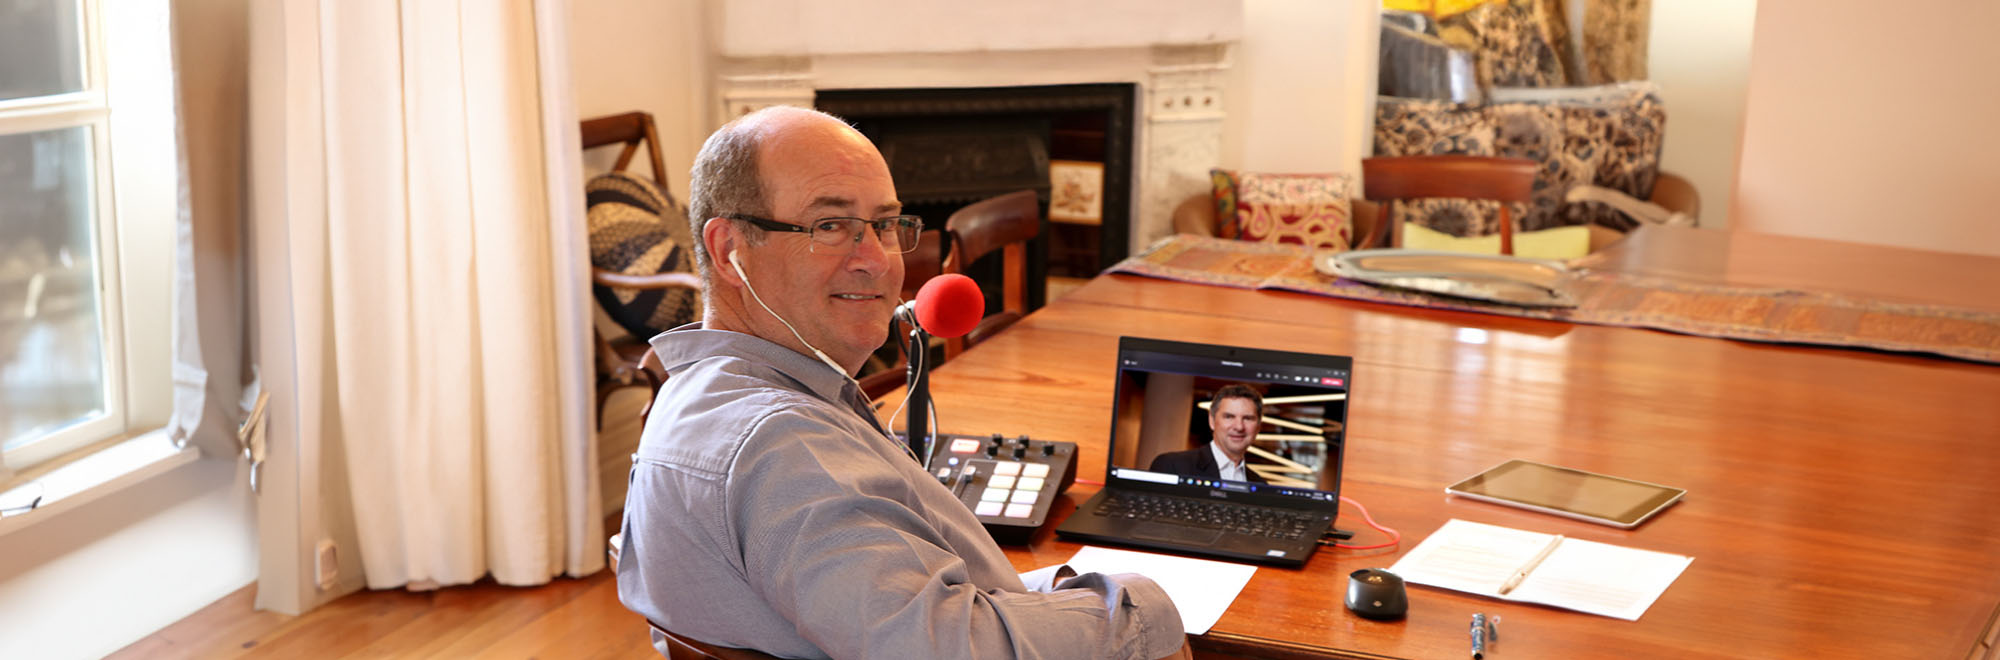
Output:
top-left (710, 2), bottom-right (1245, 254)
top-left (714, 0), bottom-right (1242, 58)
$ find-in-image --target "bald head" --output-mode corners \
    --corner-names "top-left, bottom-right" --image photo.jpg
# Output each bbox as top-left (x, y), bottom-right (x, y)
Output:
top-left (690, 105), bottom-right (904, 375)
top-left (686, 106), bottom-right (868, 290)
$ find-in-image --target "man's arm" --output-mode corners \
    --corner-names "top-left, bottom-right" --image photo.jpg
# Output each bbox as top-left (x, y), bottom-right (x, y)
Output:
top-left (732, 410), bottom-right (1185, 659)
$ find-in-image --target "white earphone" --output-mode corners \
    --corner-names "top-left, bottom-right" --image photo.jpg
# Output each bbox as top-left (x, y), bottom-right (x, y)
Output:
top-left (730, 249), bottom-right (850, 378)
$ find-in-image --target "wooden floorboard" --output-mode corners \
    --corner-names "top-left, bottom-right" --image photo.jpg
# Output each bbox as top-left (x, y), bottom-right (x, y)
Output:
top-left (109, 393), bottom-right (656, 659)
top-left (106, 571), bottom-right (651, 660)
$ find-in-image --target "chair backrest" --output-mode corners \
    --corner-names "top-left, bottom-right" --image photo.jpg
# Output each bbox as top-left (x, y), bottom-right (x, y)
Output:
top-left (581, 111), bottom-right (671, 186)
top-left (648, 622), bottom-right (784, 660)
top-left (942, 190), bottom-right (1040, 358)
top-left (900, 228), bottom-right (951, 302)
top-left (1362, 155), bottom-right (1536, 255)
top-left (580, 111), bottom-right (692, 430)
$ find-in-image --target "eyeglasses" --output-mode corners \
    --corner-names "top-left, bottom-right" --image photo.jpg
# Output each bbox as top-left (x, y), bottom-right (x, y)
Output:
top-left (728, 214), bottom-right (925, 255)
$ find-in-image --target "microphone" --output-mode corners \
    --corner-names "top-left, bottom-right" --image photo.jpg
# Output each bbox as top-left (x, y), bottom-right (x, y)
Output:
top-left (905, 273), bottom-right (984, 339)
top-left (896, 273), bottom-right (985, 466)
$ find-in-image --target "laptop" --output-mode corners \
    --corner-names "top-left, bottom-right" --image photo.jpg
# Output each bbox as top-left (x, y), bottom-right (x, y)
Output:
top-left (1056, 337), bottom-right (1352, 567)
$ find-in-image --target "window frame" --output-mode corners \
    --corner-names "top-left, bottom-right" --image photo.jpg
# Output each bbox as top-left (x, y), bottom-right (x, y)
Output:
top-left (2, 0), bottom-right (175, 472)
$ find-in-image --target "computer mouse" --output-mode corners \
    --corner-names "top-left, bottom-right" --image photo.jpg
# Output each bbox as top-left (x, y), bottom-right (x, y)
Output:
top-left (1345, 568), bottom-right (1408, 620)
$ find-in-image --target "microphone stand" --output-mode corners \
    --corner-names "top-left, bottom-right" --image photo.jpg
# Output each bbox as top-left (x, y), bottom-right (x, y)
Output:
top-left (899, 311), bottom-right (932, 468)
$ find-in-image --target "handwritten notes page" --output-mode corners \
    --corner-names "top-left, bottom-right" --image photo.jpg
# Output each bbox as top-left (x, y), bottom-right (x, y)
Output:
top-left (1389, 519), bottom-right (1693, 621)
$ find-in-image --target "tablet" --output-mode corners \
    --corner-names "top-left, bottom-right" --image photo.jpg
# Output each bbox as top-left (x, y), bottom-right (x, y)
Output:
top-left (1445, 459), bottom-right (1685, 529)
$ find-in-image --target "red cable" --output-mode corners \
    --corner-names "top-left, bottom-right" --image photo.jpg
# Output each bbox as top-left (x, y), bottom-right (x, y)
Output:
top-left (1330, 495), bottom-right (1401, 550)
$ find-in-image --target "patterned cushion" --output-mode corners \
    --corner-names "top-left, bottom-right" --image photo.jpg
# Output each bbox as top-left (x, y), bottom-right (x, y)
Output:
top-left (587, 171), bottom-right (699, 339)
top-left (1438, 0), bottom-right (1572, 88)
top-left (1374, 81), bottom-right (1665, 235)
top-left (1209, 169), bottom-right (1356, 251)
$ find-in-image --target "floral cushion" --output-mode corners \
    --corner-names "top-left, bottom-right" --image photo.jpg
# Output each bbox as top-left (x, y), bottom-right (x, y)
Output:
top-left (1210, 169), bottom-right (1357, 251)
top-left (1374, 81), bottom-right (1665, 235)
top-left (1438, 0), bottom-right (1572, 88)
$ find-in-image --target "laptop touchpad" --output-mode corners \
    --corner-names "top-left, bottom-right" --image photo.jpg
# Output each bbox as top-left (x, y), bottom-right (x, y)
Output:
top-left (1133, 522), bottom-right (1223, 545)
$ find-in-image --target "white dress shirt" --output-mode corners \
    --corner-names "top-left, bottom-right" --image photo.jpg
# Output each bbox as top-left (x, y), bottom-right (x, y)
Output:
top-left (1209, 442), bottom-right (1248, 482)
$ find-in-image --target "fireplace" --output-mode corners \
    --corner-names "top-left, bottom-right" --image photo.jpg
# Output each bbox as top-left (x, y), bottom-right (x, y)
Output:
top-left (710, 3), bottom-right (1241, 312)
top-left (818, 84), bottom-right (1137, 310)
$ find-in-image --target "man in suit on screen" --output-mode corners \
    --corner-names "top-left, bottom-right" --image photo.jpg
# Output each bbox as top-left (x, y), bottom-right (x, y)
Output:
top-left (1148, 384), bottom-right (1268, 484)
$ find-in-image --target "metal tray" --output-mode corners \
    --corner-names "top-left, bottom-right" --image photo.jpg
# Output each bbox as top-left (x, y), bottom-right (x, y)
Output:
top-left (1315, 249), bottom-right (1578, 308)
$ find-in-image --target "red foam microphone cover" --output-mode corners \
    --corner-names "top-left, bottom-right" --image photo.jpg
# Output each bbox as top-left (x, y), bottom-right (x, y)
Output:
top-left (913, 273), bottom-right (985, 338)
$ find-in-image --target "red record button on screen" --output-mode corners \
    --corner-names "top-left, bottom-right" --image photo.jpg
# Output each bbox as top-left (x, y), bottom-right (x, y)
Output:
top-left (1322, 377), bottom-right (1344, 387)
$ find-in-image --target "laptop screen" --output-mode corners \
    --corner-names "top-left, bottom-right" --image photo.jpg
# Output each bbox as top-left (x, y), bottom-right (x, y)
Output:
top-left (1105, 337), bottom-right (1351, 504)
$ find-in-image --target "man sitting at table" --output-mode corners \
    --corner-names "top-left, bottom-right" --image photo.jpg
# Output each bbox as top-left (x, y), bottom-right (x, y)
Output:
top-left (614, 105), bottom-right (1189, 660)
top-left (1149, 384), bottom-right (1269, 484)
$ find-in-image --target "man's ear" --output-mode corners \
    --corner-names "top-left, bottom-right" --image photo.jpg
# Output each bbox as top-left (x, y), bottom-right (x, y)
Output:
top-left (702, 217), bottom-right (743, 287)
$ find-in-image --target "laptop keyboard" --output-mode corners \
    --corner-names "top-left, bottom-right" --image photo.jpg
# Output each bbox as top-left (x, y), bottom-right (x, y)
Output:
top-left (1094, 492), bottom-right (1318, 540)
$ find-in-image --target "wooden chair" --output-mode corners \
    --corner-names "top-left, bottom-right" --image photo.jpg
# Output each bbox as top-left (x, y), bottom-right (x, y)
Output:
top-left (581, 111), bottom-right (699, 428)
top-left (1361, 155), bottom-right (1538, 255)
top-left (942, 190), bottom-right (1040, 360)
top-left (858, 228), bottom-right (950, 400)
top-left (648, 624), bottom-right (783, 660)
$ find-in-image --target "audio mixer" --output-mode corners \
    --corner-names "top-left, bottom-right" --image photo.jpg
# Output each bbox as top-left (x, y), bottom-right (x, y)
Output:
top-left (900, 432), bottom-right (1078, 545)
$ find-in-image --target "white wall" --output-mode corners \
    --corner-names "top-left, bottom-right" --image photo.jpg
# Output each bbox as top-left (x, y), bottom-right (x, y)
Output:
top-left (1733, 0), bottom-right (2000, 255)
top-left (567, 0), bottom-right (710, 203)
top-left (1649, 0), bottom-right (1756, 228)
top-left (1220, 0), bottom-right (1379, 174)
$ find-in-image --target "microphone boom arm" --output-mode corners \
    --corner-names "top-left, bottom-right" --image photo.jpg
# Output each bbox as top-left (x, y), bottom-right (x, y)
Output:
top-left (900, 309), bottom-right (933, 467)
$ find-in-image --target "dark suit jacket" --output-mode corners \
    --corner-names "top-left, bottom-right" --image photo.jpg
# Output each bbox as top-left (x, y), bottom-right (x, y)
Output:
top-left (1147, 445), bottom-right (1267, 484)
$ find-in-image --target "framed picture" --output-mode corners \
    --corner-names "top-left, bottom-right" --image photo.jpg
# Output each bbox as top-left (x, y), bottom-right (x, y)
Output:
top-left (1048, 159), bottom-right (1104, 225)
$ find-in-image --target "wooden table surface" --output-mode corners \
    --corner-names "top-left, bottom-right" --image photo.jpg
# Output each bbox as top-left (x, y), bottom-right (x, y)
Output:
top-left (894, 227), bottom-right (2000, 659)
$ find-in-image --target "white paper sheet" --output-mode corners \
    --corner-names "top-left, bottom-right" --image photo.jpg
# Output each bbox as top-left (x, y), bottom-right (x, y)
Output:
top-left (1389, 519), bottom-right (1693, 621)
top-left (1065, 546), bottom-right (1259, 634)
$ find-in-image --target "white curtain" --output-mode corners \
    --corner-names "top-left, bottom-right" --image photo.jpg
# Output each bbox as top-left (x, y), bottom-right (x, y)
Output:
top-left (247, 0), bottom-right (599, 601)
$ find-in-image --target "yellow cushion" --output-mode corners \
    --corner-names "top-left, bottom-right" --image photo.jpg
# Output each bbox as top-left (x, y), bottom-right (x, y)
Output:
top-left (1401, 223), bottom-right (1591, 260)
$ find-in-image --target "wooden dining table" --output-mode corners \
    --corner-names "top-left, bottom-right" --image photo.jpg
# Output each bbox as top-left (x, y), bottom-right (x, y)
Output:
top-left (887, 226), bottom-right (2000, 659)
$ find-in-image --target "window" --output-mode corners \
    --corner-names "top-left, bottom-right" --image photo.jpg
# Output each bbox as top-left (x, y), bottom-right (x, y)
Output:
top-left (2, 0), bottom-right (174, 473)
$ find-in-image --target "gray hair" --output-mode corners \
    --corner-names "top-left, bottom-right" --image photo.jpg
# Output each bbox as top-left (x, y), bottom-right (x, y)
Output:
top-left (685, 105), bottom-right (853, 292)
top-left (1210, 383), bottom-right (1264, 417)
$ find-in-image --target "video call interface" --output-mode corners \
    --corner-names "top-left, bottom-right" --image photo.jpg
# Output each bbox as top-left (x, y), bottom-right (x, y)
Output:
top-left (1108, 350), bottom-right (1349, 501)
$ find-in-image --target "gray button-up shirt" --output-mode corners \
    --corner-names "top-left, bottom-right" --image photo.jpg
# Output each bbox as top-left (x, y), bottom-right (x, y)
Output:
top-left (617, 325), bottom-right (1184, 659)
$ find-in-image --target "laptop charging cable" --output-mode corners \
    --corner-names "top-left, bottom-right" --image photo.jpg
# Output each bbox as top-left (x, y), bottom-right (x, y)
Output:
top-left (1320, 495), bottom-right (1402, 550)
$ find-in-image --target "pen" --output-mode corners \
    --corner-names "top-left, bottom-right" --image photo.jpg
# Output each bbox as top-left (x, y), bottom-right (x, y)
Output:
top-left (1497, 535), bottom-right (1564, 595)
top-left (1470, 613), bottom-right (1488, 659)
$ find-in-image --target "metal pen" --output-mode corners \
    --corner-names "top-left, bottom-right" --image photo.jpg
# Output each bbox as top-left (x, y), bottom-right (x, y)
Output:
top-left (1471, 613), bottom-right (1501, 658)
top-left (1471, 613), bottom-right (1487, 658)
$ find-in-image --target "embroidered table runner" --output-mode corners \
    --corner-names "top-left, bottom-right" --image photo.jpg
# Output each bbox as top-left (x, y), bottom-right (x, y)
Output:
top-left (1108, 235), bottom-right (2000, 365)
